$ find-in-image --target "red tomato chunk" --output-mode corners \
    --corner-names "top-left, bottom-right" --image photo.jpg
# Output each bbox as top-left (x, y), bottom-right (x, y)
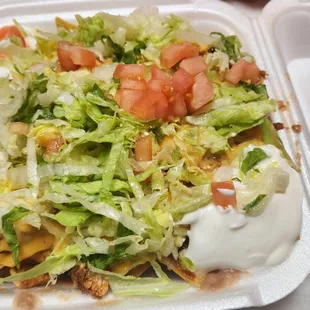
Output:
top-left (160, 42), bottom-right (199, 69)
top-left (57, 41), bottom-right (96, 71)
top-left (135, 135), bottom-right (152, 162)
top-left (211, 181), bottom-right (237, 208)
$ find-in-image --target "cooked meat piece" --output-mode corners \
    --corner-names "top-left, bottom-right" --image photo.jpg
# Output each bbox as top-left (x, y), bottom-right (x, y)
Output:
top-left (160, 256), bottom-right (205, 288)
top-left (70, 264), bottom-right (109, 299)
top-left (10, 268), bottom-right (49, 288)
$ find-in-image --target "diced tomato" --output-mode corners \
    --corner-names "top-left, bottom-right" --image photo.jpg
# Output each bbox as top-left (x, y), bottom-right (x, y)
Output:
top-left (155, 99), bottom-right (169, 120)
top-left (211, 181), bottom-right (237, 208)
top-left (69, 47), bottom-right (96, 67)
top-left (120, 78), bottom-right (148, 90)
top-left (148, 78), bottom-right (171, 96)
top-left (225, 59), bottom-right (261, 85)
top-left (171, 68), bottom-right (195, 94)
top-left (113, 64), bottom-right (145, 79)
top-left (0, 53), bottom-right (6, 59)
top-left (170, 79), bottom-right (185, 96)
top-left (57, 41), bottom-right (96, 71)
top-left (0, 25), bottom-right (26, 47)
top-left (179, 56), bottom-right (208, 76)
top-left (131, 89), bottom-right (168, 121)
top-left (160, 42), bottom-right (199, 69)
top-left (57, 41), bottom-right (78, 71)
top-left (169, 93), bottom-right (187, 118)
top-left (117, 89), bottom-right (146, 112)
top-left (225, 59), bottom-right (247, 84)
top-left (151, 64), bottom-right (169, 80)
top-left (187, 72), bottom-right (214, 113)
top-left (243, 62), bottom-right (260, 84)
top-left (130, 99), bottom-right (156, 121)
top-left (147, 89), bottom-right (169, 108)
top-left (36, 132), bottom-right (64, 154)
top-left (113, 64), bottom-right (125, 78)
top-left (135, 135), bottom-right (152, 162)
top-left (45, 137), bottom-right (65, 154)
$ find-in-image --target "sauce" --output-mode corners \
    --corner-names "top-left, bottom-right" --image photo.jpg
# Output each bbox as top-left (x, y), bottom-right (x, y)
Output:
top-left (292, 124), bottom-right (301, 134)
top-left (179, 145), bottom-right (303, 272)
top-left (202, 270), bottom-right (242, 291)
top-left (277, 100), bottom-right (288, 111)
top-left (13, 292), bottom-right (41, 310)
top-left (273, 122), bottom-right (284, 131)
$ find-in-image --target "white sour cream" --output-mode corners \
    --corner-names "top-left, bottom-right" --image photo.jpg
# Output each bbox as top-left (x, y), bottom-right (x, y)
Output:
top-left (56, 92), bottom-right (75, 105)
top-left (25, 36), bottom-right (37, 49)
top-left (179, 145), bottom-right (303, 271)
top-left (0, 66), bottom-right (12, 79)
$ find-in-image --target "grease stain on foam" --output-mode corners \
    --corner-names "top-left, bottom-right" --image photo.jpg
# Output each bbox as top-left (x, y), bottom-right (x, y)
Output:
top-left (277, 100), bottom-right (288, 111)
top-left (291, 124), bottom-right (302, 134)
top-left (96, 298), bottom-right (121, 308)
top-left (13, 291), bottom-right (41, 310)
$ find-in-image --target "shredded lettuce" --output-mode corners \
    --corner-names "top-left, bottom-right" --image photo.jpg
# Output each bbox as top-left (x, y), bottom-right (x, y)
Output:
top-left (243, 194), bottom-right (267, 215)
top-left (211, 32), bottom-right (243, 62)
top-left (26, 137), bottom-right (39, 197)
top-left (260, 118), bottom-right (298, 170)
top-left (241, 148), bottom-right (268, 174)
top-left (101, 142), bottom-right (123, 190)
top-left (205, 50), bottom-right (229, 72)
top-left (74, 15), bottom-right (105, 46)
top-left (2, 206), bottom-right (29, 268)
top-left (165, 182), bottom-right (210, 221)
top-left (215, 83), bottom-right (268, 105)
top-left (35, 30), bottom-right (59, 57)
top-left (0, 245), bottom-right (81, 284)
top-left (88, 264), bottom-right (189, 297)
top-left (0, 78), bottom-right (26, 120)
top-left (186, 100), bottom-right (276, 128)
top-left (54, 210), bottom-right (92, 227)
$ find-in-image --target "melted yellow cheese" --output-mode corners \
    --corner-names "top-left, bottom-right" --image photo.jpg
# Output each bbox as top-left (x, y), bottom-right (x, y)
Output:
top-left (0, 231), bottom-right (55, 267)
top-left (226, 139), bottom-right (264, 163)
top-left (55, 17), bottom-right (77, 31)
top-left (110, 259), bottom-right (137, 275)
top-left (15, 220), bottom-right (38, 235)
top-left (0, 238), bottom-right (10, 252)
top-left (110, 253), bottom-right (154, 275)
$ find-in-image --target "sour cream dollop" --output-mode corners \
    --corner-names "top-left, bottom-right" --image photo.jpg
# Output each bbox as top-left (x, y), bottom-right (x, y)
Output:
top-left (0, 67), bottom-right (12, 79)
top-left (179, 145), bottom-right (303, 271)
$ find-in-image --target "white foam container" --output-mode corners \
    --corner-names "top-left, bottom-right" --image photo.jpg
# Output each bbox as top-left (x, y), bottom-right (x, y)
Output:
top-left (0, 0), bottom-right (310, 309)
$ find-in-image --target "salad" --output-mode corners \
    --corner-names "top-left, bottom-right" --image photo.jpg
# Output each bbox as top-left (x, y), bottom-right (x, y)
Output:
top-left (0, 7), bottom-right (302, 299)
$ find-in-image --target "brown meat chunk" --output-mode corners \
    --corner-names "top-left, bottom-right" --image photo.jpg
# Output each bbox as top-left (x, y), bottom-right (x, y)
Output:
top-left (10, 268), bottom-right (49, 288)
top-left (70, 264), bottom-right (109, 299)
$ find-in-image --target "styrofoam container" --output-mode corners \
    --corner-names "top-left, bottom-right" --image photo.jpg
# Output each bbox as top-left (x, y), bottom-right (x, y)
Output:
top-left (0, 0), bottom-right (309, 309)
